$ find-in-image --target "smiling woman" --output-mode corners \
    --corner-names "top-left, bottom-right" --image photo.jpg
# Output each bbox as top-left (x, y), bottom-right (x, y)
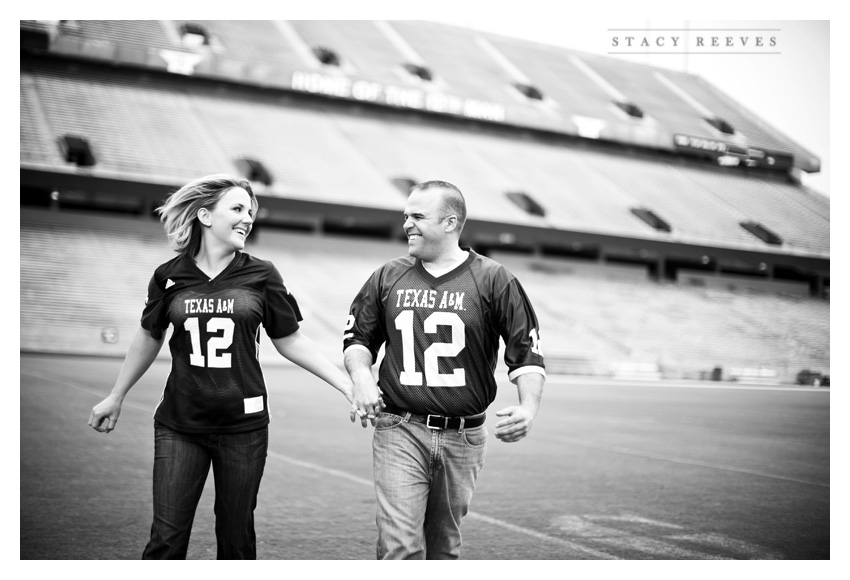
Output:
top-left (193, 185), bottom-right (256, 278)
top-left (87, 173), bottom-right (357, 560)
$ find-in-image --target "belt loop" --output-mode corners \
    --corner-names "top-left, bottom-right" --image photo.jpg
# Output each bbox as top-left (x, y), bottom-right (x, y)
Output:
top-left (458, 417), bottom-right (465, 434)
top-left (403, 412), bottom-right (412, 423)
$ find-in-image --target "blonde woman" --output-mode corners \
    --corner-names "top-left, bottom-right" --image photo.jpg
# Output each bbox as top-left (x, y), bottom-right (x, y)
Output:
top-left (89, 174), bottom-right (353, 559)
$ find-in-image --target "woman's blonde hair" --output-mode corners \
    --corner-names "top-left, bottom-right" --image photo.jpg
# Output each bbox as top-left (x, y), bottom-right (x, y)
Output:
top-left (157, 174), bottom-right (257, 256)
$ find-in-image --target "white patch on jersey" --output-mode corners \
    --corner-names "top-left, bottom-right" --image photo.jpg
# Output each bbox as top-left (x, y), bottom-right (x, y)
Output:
top-left (165, 278), bottom-right (176, 289)
top-left (244, 396), bottom-right (264, 414)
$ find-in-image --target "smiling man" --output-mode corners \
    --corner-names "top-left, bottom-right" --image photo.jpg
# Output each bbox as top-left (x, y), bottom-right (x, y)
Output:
top-left (343, 180), bottom-right (546, 560)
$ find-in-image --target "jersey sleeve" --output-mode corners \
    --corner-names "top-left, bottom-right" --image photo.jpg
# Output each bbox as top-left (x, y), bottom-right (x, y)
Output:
top-left (343, 267), bottom-right (387, 363)
top-left (140, 270), bottom-right (169, 340)
top-left (263, 265), bottom-right (302, 339)
top-left (494, 276), bottom-right (546, 382)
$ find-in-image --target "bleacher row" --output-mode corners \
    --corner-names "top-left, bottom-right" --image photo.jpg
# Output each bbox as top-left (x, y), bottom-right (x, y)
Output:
top-left (20, 209), bottom-right (829, 383)
top-left (29, 20), bottom-right (819, 171)
top-left (19, 67), bottom-right (829, 257)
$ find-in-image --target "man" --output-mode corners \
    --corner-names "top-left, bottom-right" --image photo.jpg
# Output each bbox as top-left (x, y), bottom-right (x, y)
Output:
top-left (343, 180), bottom-right (545, 560)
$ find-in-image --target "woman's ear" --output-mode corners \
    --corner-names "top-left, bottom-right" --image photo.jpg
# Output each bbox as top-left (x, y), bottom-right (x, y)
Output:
top-left (197, 207), bottom-right (211, 227)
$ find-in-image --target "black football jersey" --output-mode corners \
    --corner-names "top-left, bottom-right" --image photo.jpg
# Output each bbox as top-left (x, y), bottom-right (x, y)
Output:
top-left (141, 252), bottom-right (302, 433)
top-left (344, 249), bottom-right (545, 416)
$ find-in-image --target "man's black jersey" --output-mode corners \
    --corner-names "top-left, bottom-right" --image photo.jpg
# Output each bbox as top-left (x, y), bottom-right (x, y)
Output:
top-left (141, 252), bottom-right (301, 434)
top-left (344, 249), bottom-right (545, 417)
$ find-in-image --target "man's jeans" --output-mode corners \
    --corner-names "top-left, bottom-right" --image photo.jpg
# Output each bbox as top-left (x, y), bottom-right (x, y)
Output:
top-left (142, 423), bottom-right (268, 560)
top-left (372, 411), bottom-right (488, 559)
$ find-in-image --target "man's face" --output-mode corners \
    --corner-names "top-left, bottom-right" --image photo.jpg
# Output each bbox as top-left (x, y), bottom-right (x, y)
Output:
top-left (403, 188), bottom-right (450, 262)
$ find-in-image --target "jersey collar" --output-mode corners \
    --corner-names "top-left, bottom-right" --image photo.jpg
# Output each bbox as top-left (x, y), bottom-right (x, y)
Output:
top-left (414, 247), bottom-right (476, 286)
top-left (183, 251), bottom-right (244, 285)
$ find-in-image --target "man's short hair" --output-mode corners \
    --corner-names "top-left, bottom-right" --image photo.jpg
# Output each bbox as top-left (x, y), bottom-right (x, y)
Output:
top-left (412, 180), bottom-right (467, 234)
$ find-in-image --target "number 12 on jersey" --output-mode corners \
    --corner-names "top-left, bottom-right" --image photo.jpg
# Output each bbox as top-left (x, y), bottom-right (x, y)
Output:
top-left (184, 316), bottom-right (234, 368)
top-left (395, 310), bottom-right (466, 387)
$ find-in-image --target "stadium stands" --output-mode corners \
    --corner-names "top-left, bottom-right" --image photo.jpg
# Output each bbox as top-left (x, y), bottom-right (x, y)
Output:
top-left (492, 252), bottom-right (829, 382)
top-left (288, 20), bottom-right (411, 85)
top-left (20, 209), bottom-right (828, 383)
top-left (28, 21), bottom-right (821, 167)
top-left (21, 66), bottom-right (828, 257)
top-left (24, 69), bottom-right (231, 180)
top-left (20, 208), bottom-right (173, 357)
top-left (19, 20), bottom-right (829, 383)
top-left (678, 169), bottom-right (829, 255)
top-left (19, 208), bottom-right (403, 363)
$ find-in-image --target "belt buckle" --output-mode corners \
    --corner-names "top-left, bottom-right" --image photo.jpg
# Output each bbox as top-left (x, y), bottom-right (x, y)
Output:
top-left (426, 414), bottom-right (449, 430)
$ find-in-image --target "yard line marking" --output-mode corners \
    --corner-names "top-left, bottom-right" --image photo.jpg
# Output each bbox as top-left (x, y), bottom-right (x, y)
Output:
top-left (267, 450), bottom-right (374, 487)
top-left (21, 370), bottom-right (155, 413)
top-left (589, 514), bottom-right (682, 528)
top-left (553, 515), bottom-right (726, 559)
top-left (665, 533), bottom-right (785, 559)
top-left (27, 368), bottom-right (828, 490)
top-left (545, 434), bottom-right (828, 488)
top-left (553, 515), bottom-right (782, 559)
top-left (466, 512), bottom-right (619, 559)
top-left (267, 450), bottom-right (619, 559)
top-left (540, 377), bottom-right (828, 393)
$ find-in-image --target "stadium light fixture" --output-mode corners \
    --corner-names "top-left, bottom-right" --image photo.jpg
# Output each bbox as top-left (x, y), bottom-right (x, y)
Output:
top-left (614, 101), bottom-right (644, 119)
top-left (313, 46), bottom-right (341, 66)
top-left (59, 134), bottom-right (96, 167)
top-left (740, 221), bottom-right (783, 245)
top-left (403, 63), bottom-right (433, 82)
top-left (178, 22), bottom-right (210, 47)
top-left (630, 207), bottom-right (672, 233)
top-left (512, 82), bottom-right (544, 101)
top-left (20, 20), bottom-right (55, 51)
top-left (391, 177), bottom-right (418, 195)
top-left (505, 191), bottom-right (546, 217)
top-left (235, 157), bottom-right (273, 187)
top-left (705, 116), bottom-right (736, 135)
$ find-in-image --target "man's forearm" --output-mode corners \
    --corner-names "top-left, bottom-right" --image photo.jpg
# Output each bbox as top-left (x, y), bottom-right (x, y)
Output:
top-left (516, 372), bottom-right (544, 416)
top-left (344, 347), bottom-right (376, 385)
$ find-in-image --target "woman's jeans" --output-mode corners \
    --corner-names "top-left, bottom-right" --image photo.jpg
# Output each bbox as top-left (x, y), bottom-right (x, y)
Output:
top-left (142, 422), bottom-right (268, 559)
top-left (372, 411), bottom-right (488, 560)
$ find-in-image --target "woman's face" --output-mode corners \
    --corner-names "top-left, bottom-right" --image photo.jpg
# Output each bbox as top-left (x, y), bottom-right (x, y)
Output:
top-left (202, 187), bottom-right (255, 253)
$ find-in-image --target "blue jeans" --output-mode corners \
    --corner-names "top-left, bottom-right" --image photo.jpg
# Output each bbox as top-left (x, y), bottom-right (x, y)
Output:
top-left (372, 411), bottom-right (488, 560)
top-left (142, 423), bottom-right (268, 560)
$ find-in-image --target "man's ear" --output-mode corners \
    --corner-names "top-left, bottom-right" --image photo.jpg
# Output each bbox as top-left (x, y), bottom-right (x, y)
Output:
top-left (197, 207), bottom-right (211, 227)
top-left (444, 215), bottom-right (458, 233)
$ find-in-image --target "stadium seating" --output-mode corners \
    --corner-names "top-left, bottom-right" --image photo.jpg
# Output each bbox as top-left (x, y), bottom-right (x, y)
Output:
top-left (493, 253), bottom-right (829, 382)
top-left (20, 208), bottom-right (174, 357)
top-left (53, 20), bottom-right (177, 53)
top-left (19, 20), bottom-right (830, 384)
top-left (31, 20), bottom-right (822, 171)
top-left (23, 69), bottom-right (231, 180)
top-left (490, 38), bottom-right (621, 120)
top-left (20, 209), bottom-right (828, 383)
top-left (677, 169), bottom-right (829, 254)
top-left (656, 69), bottom-right (805, 156)
top-left (21, 64), bottom-right (828, 257)
top-left (19, 208), bottom-right (404, 363)
top-left (389, 21), bottom-right (520, 105)
top-left (288, 20), bottom-right (411, 85)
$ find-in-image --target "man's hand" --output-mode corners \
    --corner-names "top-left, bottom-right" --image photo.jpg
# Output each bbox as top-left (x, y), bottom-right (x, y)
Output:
top-left (348, 380), bottom-right (385, 428)
top-left (344, 347), bottom-right (386, 428)
top-left (493, 404), bottom-right (536, 442)
top-left (495, 371), bottom-right (544, 442)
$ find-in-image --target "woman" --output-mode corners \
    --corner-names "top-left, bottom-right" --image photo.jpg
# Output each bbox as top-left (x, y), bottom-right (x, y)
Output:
top-left (88, 174), bottom-right (353, 559)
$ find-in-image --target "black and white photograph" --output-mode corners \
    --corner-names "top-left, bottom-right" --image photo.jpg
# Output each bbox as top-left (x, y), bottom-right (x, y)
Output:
top-left (17, 5), bottom-right (837, 569)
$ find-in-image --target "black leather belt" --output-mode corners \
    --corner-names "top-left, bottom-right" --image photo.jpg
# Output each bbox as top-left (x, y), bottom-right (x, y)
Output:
top-left (381, 404), bottom-right (485, 431)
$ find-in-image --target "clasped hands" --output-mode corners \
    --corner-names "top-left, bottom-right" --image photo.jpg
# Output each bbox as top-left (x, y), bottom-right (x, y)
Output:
top-left (349, 381), bottom-right (386, 428)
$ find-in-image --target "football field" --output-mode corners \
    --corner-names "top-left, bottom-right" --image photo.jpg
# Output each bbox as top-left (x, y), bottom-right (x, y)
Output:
top-left (20, 353), bottom-right (829, 560)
